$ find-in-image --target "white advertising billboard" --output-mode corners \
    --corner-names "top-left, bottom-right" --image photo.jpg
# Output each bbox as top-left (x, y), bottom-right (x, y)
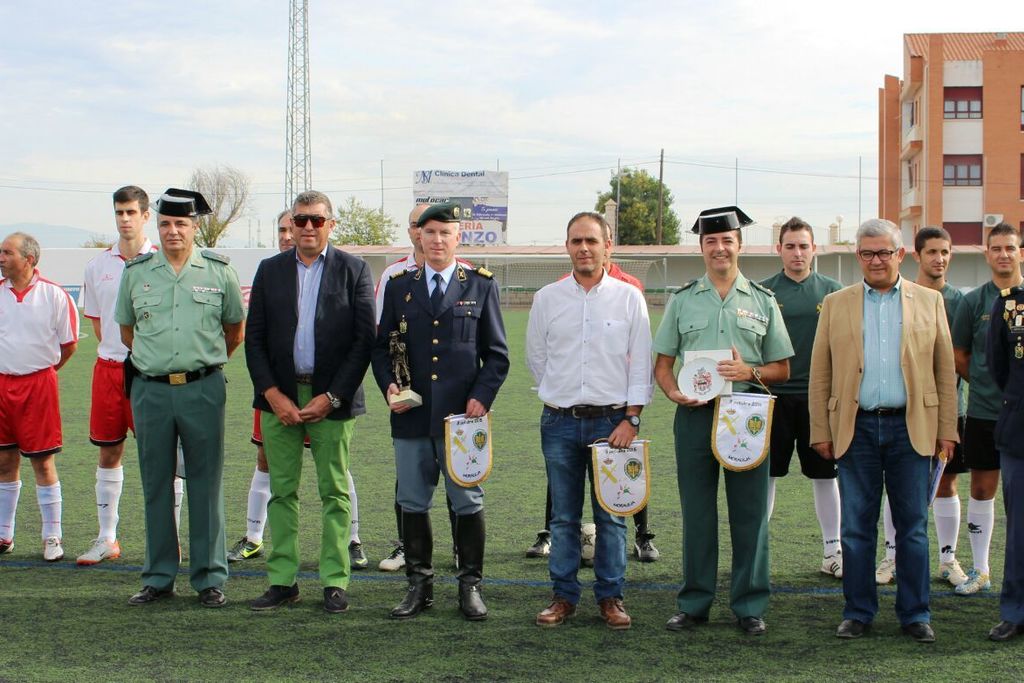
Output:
top-left (413, 170), bottom-right (508, 245)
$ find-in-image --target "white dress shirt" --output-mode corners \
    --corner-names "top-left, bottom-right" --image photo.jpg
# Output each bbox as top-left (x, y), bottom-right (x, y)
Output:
top-left (526, 271), bottom-right (653, 408)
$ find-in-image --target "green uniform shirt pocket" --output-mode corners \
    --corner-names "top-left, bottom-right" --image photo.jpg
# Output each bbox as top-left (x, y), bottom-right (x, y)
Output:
top-left (132, 294), bottom-right (166, 334)
top-left (192, 290), bottom-right (223, 332)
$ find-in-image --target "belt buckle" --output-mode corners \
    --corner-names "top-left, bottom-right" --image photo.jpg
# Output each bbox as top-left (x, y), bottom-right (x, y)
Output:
top-left (169, 372), bottom-right (187, 386)
top-left (570, 406), bottom-right (586, 419)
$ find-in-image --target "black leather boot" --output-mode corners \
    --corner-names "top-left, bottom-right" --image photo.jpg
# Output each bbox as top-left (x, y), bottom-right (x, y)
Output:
top-left (390, 511), bottom-right (434, 619)
top-left (455, 510), bottom-right (487, 621)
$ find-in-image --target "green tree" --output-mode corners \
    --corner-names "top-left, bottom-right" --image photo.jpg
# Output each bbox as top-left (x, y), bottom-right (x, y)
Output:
top-left (330, 196), bottom-right (399, 246)
top-left (595, 167), bottom-right (680, 245)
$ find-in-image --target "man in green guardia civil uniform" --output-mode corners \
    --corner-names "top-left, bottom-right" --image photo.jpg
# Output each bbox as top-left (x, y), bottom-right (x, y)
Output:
top-left (653, 206), bottom-right (793, 636)
top-left (116, 188), bottom-right (245, 608)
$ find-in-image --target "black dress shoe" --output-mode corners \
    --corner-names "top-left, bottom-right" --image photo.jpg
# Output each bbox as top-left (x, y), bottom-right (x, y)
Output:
top-left (665, 612), bottom-right (708, 631)
top-left (989, 620), bottom-right (1024, 642)
top-left (836, 619), bottom-right (868, 639)
top-left (390, 583), bottom-right (433, 619)
top-left (198, 587), bottom-right (226, 608)
top-left (250, 584), bottom-right (300, 611)
top-left (901, 621), bottom-right (935, 643)
top-left (738, 616), bottom-right (767, 635)
top-left (323, 587), bottom-right (349, 614)
top-left (458, 583), bottom-right (487, 621)
top-left (128, 585), bottom-right (175, 605)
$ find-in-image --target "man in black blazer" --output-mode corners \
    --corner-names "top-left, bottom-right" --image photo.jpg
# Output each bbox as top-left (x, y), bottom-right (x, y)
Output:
top-left (372, 203), bottom-right (509, 621)
top-left (245, 190), bottom-right (376, 614)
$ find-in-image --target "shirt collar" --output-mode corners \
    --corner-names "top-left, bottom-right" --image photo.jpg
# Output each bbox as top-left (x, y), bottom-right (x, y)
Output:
top-left (295, 244), bottom-right (329, 265)
top-left (425, 260), bottom-right (457, 285)
top-left (695, 272), bottom-right (748, 295)
top-left (862, 274), bottom-right (902, 297)
top-left (111, 239), bottom-right (155, 260)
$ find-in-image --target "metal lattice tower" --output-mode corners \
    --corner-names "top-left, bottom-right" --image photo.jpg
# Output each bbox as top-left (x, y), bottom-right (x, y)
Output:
top-left (285, 0), bottom-right (311, 204)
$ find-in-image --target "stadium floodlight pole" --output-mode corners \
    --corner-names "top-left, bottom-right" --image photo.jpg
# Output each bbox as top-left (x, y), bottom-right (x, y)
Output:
top-left (285, 0), bottom-right (312, 206)
top-left (656, 148), bottom-right (664, 245)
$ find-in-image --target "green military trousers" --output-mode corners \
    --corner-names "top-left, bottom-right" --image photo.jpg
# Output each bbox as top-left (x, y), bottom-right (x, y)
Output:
top-left (132, 370), bottom-right (228, 593)
top-left (674, 403), bottom-right (771, 620)
top-left (261, 385), bottom-right (353, 589)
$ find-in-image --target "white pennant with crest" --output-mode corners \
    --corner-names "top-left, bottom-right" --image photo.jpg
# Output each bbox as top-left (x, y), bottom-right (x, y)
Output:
top-left (444, 413), bottom-right (493, 487)
top-left (712, 392), bottom-right (774, 471)
top-left (591, 440), bottom-right (651, 517)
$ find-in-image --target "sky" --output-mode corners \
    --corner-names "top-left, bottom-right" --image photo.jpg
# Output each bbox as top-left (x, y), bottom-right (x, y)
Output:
top-left (0, 0), bottom-right (1018, 247)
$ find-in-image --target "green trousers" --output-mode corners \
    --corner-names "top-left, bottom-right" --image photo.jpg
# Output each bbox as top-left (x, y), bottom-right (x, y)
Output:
top-left (262, 385), bottom-right (354, 588)
top-left (132, 371), bottom-right (227, 592)
top-left (674, 403), bottom-right (771, 619)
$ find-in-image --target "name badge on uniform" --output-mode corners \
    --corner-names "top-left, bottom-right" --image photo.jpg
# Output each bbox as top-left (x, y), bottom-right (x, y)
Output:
top-left (591, 440), bottom-right (651, 517)
top-left (712, 392), bottom-right (774, 471)
top-left (736, 308), bottom-right (768, 324)
top-left (192, 286), bottom-right (223, 294)
top-left (445, 413), bottom-right (493, 487)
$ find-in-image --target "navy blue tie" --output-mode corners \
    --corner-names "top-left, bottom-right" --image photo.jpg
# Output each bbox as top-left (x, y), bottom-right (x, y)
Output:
top-left (430, 273), bottom-right (444, 315)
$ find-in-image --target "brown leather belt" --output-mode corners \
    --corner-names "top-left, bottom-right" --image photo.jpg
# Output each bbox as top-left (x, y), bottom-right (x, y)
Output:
top-left (544, 404), bottom-right (625, 419)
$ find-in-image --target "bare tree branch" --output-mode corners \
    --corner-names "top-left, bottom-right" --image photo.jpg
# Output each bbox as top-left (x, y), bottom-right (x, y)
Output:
top-left (187, 164), bottom-right (251, 247)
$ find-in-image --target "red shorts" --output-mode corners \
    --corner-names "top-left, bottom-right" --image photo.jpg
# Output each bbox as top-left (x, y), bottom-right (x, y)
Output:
top-left (251, 409), bottom-right (310, 448)
top-left (0, 368), bottom-right (63, 457)
top-left (89, 358), bottom-right (134, 446)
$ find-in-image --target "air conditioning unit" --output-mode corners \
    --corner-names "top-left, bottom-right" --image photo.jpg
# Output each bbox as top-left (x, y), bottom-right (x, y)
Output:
top-left (983, 213), bottom-right (1004, 227)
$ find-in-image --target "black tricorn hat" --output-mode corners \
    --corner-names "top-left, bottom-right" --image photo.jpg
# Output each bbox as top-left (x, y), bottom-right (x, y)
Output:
top-left (155, 188), bottom-right (213, 218)
top-left (416, 202), bottom-right (462, 227)
top-left (690, 206), bottom-right (754, 235)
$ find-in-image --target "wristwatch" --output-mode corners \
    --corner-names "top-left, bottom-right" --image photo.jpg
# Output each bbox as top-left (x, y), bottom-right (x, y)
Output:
top-left (626, 415), bottom-right (641, 429)
top-left (325, 392), bottom-right (342, 409)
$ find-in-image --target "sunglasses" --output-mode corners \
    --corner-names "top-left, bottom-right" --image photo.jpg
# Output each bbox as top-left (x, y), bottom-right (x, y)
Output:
top-left (292, 214), bottom-right (329, 228)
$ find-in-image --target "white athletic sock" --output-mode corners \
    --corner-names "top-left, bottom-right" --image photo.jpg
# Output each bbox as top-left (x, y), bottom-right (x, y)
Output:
top-left (36, 482), bottom-right (62, 540)
top-left (882, 495), bottom-right (896, 561)
top-left (812, 478), bottom-right (841, 557)
top-left (173, 476), bottom-right (184, 531)
top-left (96, 466), bottom-right (124, 542)
top-left (246, 469), bottom-right (271, 543)
top-left (967, 497), bottom-right (995, 575)
top-left (347, 469), bottom-right (360, 544)
top-left (0, 480), bottom-right (22, 541)
top-left (932, 495), bottom-right (961, 564)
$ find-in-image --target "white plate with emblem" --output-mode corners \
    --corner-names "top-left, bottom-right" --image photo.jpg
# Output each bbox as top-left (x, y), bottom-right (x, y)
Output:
top-left (678, 356), bottom-right (725, 401)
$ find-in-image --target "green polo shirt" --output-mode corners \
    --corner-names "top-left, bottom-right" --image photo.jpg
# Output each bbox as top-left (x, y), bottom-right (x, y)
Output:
top-left (759, 270), bottom-right (841, 395)
top-left (654, 272), bottom-right (794, 393)
top-left (939, 283), bottom-right (968, 417)
top-left (951, 281), bottom-right (1002, 421)
top-left (115, 248), bottom-right (245, 376)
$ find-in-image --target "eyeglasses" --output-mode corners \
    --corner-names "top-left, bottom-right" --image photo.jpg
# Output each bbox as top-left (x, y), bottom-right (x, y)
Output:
top-left (857, 249), bottom-right (897, 262)
top-left (292, 214), bottom-right (329, 228)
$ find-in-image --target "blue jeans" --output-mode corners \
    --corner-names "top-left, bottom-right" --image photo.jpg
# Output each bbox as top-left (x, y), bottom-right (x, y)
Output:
top-left (540, 406), bottom-right (627, 605)
top-left (838, 413), bottom-right (931, 626)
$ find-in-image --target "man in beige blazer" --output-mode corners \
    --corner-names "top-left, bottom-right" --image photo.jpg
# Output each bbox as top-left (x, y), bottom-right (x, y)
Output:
top-left (809, 218), bottom-right (957, 643)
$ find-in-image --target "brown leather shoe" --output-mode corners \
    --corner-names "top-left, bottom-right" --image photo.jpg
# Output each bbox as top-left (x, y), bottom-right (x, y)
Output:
top-left (599, 597), bottom-right (631, 630)
top-left (536, 596), bottom-right (576, 627)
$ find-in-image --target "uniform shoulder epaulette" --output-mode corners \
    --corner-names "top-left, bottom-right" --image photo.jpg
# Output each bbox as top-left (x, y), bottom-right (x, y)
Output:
top-left (475, 266), bottom-right (494, 279)
top-left (751, 280), bottom-right (776, 297)
top-left (125, 252), bottom-right (154, 268)
top-left (1000, 285), bottom-right (1024, 297)
top-left (201, 249), bottom-right (230, 264)
top-left (677, 279), bottom-right (697, 291)
top-left (389, 269), bottom-right (409, 280)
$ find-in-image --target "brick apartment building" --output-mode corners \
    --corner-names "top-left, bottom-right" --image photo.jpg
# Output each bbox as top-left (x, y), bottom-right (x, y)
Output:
top-left (879, 32), bottom-right (1024, 245)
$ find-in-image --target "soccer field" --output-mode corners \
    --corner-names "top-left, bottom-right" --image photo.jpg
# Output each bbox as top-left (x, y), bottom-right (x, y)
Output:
top-left (0, 309), bottom-right (1015, 682)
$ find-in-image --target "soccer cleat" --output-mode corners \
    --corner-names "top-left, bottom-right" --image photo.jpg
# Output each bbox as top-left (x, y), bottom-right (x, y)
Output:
top-left (77, 538), bottom-right (122, 566)
top-left (349, 541), bottom-right (369, 570)
top-left (580, 523), bottom-right (596, 568)
top-left (525, 532), bottom-right (550, 558)
top-left (43, 536), bottom-right (64, 562)
top-left (0, 538), bottom-right (12, 555)
top-left (227, 537), bottom-right (264, 562)
top-left (378, 544), bottom-right (405, 572)
top-left (954, 569), bottom-right (991, 595)
top-left (938, 559), bottom-right (968, 587)
top-left (820, 553), bottom-right (843, 579)
top-left (634, 534), bottom-right (660, 562)
top-left (875, 557), bottom-right (896, 585)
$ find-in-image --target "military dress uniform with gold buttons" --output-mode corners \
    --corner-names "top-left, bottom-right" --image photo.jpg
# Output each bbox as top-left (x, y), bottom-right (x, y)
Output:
top-left (652, 208), bottom-right (793, 625)
top-left (115, 216), bottom-right (244, 598)
top-left (371, 203), bottom-right (510, 621)
top-left (987, 284), bottom-right (1024, 636)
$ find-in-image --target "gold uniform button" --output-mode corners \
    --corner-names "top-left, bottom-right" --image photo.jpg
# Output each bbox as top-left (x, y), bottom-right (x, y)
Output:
top-left (432, 356), bottom-right (438, 362)
top-left (431, 374), bottom-right (438, 380)
top-left (433, 320), bottom-right (439, 327)
top-left (432, 338), bottom-right (439, 345)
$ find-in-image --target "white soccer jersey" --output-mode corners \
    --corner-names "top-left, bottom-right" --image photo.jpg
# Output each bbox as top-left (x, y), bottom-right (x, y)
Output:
top-left (0, 270), bottom-right (80, 374)
top-left (81, 240), bottom-right (156, 361)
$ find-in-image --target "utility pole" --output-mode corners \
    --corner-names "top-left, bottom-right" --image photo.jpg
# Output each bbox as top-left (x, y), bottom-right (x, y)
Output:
top-left (285, 0), bottom-right (311, 205)
top-left (615, 157), bottom-right (621, 230)
top-left (656, 148), bottom-right (664, 245)
top-left (380, 159), bottom-right (385, 215)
